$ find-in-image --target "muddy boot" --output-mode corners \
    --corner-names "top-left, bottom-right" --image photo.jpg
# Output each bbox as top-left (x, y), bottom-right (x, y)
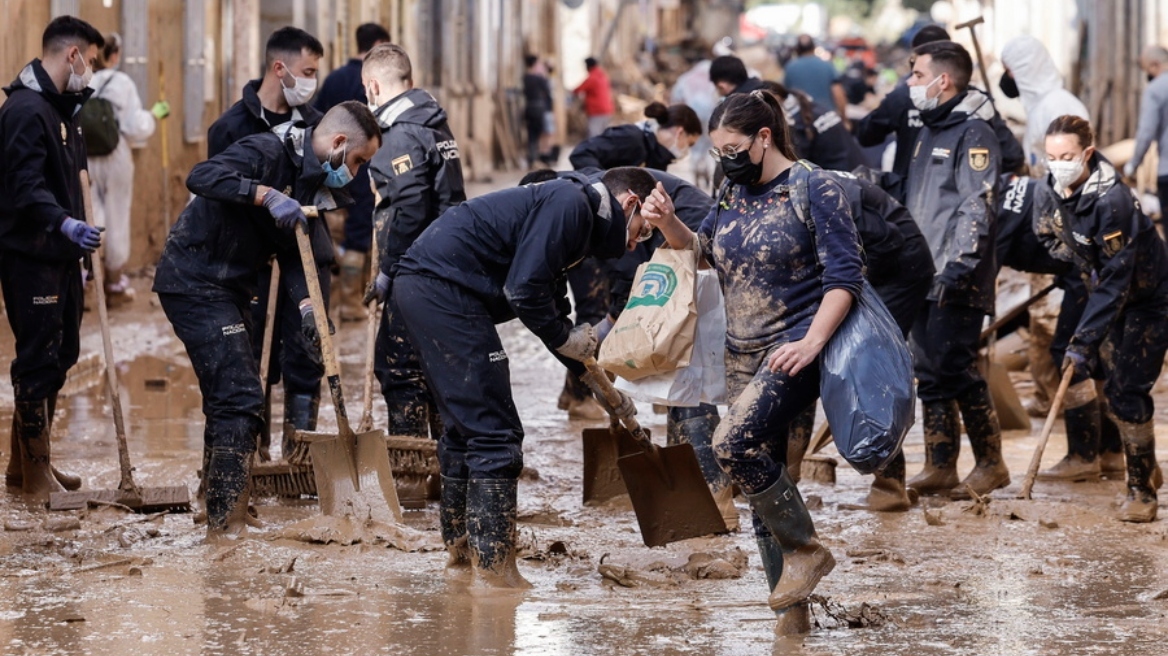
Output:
top-left (951, 384), bottom-right (1010, 499)
top-left (14, 400), bottom-right (66, 503)
top-left (205, 446), bottom-right (253, 537)
top-left (668, 405), bottom-right (737, 530)
top-left (256, 388), bottom-right (273, 463)
top-left (1116, 419), bottom-right (1158, 523)
top-left (1038, 393), bottom-right (1102, 482)
top-left (466, 478), bottom-right (532, 590)
top-left (440, 475), bottom-right (471, 569)
top-left (862, 451), bottom-right (912, 512)
top-left (5, 412), bottom-right (20, 488)
top-left (752, 512), bottom-right (783, 592)
top-left (746, 466), bottom-right (835, 611)
top-left (1098, 410), bottom-right (1126, 480)
top-left (338, 249), bottom-right (368, 323)
top-left (558, 372), bottom-right (606, 420)
top-left (281, 393), bottom-right (319, 463)
top-left (7, 394), bottom-right (82, 491)
top-left (785, 406), bottom-right (815, 483)
top-left (907, 400), bottom-right (961, 495)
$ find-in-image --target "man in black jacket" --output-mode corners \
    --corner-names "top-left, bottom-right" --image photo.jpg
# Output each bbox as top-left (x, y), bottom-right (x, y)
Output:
top-left (395, 167), bottom-right (652, 589)
top-left (209, 27), bottom-right (333, 463)
top-left (314, 23), bottom-right (390, 323)
top-left (0, 16), bottom-right (105, 502)
top-left (361, 44), bottom-right (466, 443)
top-left (709, 55), bottom-right (766, 98)
top-left (155, 102), bottom-right (380, 537)
top-left (903, 41), bottom-right (1008, 499)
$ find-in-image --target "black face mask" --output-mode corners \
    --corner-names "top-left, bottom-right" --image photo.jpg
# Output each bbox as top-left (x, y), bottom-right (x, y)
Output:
top-left (721, 142), bottom-right (764, 186)
top-left (999, 72), bottom-right (1020, 99)
top-left (1149, 72), bottom-right (1158, 83)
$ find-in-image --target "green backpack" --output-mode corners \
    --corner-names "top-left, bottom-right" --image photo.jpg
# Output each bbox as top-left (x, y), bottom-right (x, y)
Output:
top-left (79, 77), bottom-right (119, 156)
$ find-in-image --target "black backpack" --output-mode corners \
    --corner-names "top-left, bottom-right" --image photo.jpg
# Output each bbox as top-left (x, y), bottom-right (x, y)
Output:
top-left (79, 77), bottom-right (119, 156)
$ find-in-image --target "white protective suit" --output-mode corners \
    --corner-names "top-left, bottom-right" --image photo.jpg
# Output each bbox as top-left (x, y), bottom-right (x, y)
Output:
top-left (87, 68), bottom-right (155, 274)
top-left (1000, 35), bottom-right (1090, 176)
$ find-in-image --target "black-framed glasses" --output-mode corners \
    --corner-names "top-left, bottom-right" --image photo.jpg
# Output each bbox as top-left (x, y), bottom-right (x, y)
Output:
top-left (709, 134), bottom-right (756, 161)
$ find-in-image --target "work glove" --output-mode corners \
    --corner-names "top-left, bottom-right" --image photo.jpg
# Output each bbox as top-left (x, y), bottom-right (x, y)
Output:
top-left (60, 217), bottom-right (103, 252)
top-left (298, 299), bottom-right (335, 352)
top-left (150, 100), bottom-right (170, 120)
top-left (363, 272), bottom-right (391, 305)
top-left (594, 315), bottom-right (615, 345)
top-left (262, 189), bottom-right (307, 230)
top-left (1123, 161), bottom-right (1136, 179)
top-left (580, 370), bottom-right (637, 420)
top-left (555, 323), bottom-right (597, 362)
top-left (1062, 344), bottom-right (1093, 381)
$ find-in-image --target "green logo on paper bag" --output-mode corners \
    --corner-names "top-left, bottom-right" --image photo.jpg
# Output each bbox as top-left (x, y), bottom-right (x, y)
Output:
top-left (626, 263), bottom-right (677, 309)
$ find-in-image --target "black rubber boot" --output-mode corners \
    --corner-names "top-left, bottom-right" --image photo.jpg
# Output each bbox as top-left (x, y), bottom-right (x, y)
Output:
top-left (907, 400), bottom-right (961, 494)
top-left (952, 383), bottom-right (1010, 499)
top-left (281, 392), bottom-right (319, 463)
top-left (257, 388), bottom-right (273, 462)
top-left (14, 400), bottom-right (65, 503)
top-left (784, 406), bottom-right (815, 484)
top-left (752, 511), bottom-right (783, 592)
top-left (1116, 419), bottom-right (1158, 523)
top-left (1099, 407), bottom-right (1125, 480)
top-left (668, 405), bottom-right (737, 529)
top-left (466, 478), bottom-right (532, 589)
top-left (205, 446), bottom-right (253, 537)
top-left (746, 465), bottom-right (835, 611)
top-left (1038, 397), bottom-right (1102, 482)
top-left (7, 393), bottom-right (81, 491)
top-left (440, 475), bottom-right (470, 569)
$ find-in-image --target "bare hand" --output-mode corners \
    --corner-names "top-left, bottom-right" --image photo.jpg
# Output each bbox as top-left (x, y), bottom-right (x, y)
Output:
top-left (767, 339), bottom-right (823, 376)
top-left (640, 181), bottom-right (675, 229)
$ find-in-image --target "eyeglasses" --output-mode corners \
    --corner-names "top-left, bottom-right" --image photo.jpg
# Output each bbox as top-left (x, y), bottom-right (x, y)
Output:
top-left (708, 134), bottom-right (756, 161)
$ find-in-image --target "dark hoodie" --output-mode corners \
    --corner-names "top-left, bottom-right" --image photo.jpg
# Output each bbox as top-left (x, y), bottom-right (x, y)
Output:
top-left (0, 59), bottom-right (92, 261)
top-left (906, 89), bottom-right (1000, 314)
top-left (368, 87), bottom-right (466, 279)
top-left (153, 128), bottom-right (348, 305)
top-left (569, 122), bottom-right (676, 172)
top-left (207, 79), bottom-right (322, 159)
top-left (396, 177), bottom-right (628, 351)
top-left (1035, 153), bottom-right (1168, 352)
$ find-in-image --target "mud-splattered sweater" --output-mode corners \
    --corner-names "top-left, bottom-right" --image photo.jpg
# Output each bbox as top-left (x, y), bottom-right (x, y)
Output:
top-left (699, 169), bottom-right (864, 354)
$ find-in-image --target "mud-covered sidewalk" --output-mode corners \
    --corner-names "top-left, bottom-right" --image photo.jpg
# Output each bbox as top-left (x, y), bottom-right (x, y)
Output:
top-left (1, 203), bottom-right (1167, 656)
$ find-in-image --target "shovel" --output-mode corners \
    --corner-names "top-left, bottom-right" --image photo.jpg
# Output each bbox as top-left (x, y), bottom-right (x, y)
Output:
top-left (356, 212), bottom-right (384, 434)
top-left (1018, 366), bottom-right (1075, 500)
top-left (581, 419), bottom-right (642, 505)
top-left (49, 171), bottom-right (191, 513)
top-left (294, 208), bottom-right (403, 524)
top-left (580, 357), bottom-right (727, 547)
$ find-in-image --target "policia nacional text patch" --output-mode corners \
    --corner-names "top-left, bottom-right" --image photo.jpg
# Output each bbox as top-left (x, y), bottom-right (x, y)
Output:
top-left (968, 148), bottom-right (990, 172)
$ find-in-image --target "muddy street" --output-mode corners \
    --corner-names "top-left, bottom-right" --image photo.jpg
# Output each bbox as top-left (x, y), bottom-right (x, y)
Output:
top-left (0, 231), bottom-right (1166, 655)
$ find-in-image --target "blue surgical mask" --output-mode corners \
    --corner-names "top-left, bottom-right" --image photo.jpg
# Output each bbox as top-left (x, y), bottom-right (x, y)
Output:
top-left (323, 143), bottom-right (353, 188)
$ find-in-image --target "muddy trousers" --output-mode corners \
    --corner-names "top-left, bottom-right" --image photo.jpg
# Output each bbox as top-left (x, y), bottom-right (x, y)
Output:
top-left (0, 254), bottom-right (82, 404)
top-left (374, 293), bottom-right (437, 437)
top-left (1100, 300), bottom-right (1168, 425)
top-left (910, 301), bottom-right (986, 403)
top-left (395, 275), bottom-right (525, 481)
top-left (249, 262), bottom-right (328, 397)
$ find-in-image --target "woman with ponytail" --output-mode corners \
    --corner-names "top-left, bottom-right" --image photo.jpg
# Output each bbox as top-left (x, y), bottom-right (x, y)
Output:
top-left (568, 101), bottom-right (701, 171)
top-left (640, 89), bottom-right (864, 616)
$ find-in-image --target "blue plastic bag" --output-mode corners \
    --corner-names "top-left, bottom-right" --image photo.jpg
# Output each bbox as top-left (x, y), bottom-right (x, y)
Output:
top-left (819, 280), bottom-right (915, 474)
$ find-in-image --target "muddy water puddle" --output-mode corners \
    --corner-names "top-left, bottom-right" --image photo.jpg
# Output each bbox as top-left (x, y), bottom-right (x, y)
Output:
top-left (0, 304), bottom-right (1167, 654)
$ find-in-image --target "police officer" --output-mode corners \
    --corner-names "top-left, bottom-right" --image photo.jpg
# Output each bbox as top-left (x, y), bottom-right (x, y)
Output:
top-left (208, 27), bottom-right (332, 463)
top-left (759, 81), bottom-right (866, 172)
top-left (903, 41), bottom-right (1008, 499)
top-left (1037, 115), bottom-right (1168, 522)
top-left (0, 16), bottom-right (105, 501)
top-left (361, 44), bottom-right (466, 441)
top-left (154, 102), bottom-right (381, 537)
top-left (394, 167), bottom-right (654, 588)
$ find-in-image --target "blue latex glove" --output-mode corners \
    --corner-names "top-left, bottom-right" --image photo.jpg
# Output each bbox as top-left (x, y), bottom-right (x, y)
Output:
top-left (363, 272), bottom-right (391, 305)
top-left (1062, 346), bottom-right (1092, 379)
top-left (594, 315), bottom-right (615, 344)
top-left (262, 189), bottom-right (307, 229)
top-left (59, 217), bottom-right (102, 252)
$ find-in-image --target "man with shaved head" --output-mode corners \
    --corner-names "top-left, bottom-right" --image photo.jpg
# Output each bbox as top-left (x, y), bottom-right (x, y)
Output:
top-left (1127, 45), bottom-right (1168, 235)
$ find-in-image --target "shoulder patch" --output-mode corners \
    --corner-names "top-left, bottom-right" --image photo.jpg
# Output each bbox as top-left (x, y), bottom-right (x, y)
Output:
top-left (391, 154), bottom-right (413, 175)
top-left (1102, 230), bottom-right (1127, 257)
top-left (969, 148), bottom-right (990, 172)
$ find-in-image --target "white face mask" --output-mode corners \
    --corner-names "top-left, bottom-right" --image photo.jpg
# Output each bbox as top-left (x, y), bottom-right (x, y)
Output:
top-left (909, 75), bottom-right (942, 111)
top-left (1048, 157), bottom-right (1086, 191)
top-left (663, 128), bottom-right (690, 161)
top-left (66, 51), bottom-right (92, 93)
top-left (366, 85), bottom-right (380, 112)
top-left (280, 64), bottom-right (317, 107)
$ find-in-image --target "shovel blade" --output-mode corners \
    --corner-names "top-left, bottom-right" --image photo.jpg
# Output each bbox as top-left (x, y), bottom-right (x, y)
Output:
top-left (985, 360), bottom-right (1029, 431)
top-left (309, 431), bottom-right (402, 523)
top-left (618, 442), bottom-right (728, 547)
top-left (309, 436), bottom-right (360, 517)
top-left (356, 429), bottom-right (404, 524)
top-left (582, 426), bottom-right (644, 505)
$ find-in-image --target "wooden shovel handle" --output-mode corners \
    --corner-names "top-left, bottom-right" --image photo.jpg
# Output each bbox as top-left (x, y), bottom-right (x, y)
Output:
top-left (581, 357), bottom-right (654, 452)
top-left (1019, 366), bottom-right (1076, 499)
top-left (980, 283), bottom-right (1057, 343)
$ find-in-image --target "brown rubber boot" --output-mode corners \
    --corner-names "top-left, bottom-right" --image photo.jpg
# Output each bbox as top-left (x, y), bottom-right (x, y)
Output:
top-left (1038, 397), bottom-right (1101, 482)
top-left (907, 400), bottom-right (961, 495)
top-left (1116, 419), bottom-right (1158, 523)
top-left (338, 249), bottom-right (368, 322)
top-left (7, 394), bottom-right (82, 491)
top-left (862, 451), bottom-right (912, 512)
top-left (14, 400), bottom-right (65, 503)
top-left (747, 466), bottom-right (835, 611)
top-left (951, 384), bottom-right (1010, 499)
top-left (467, 478), bottom-right (532, 590)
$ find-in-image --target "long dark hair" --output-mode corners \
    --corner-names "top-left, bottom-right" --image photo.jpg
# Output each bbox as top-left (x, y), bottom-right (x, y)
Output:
top-left (708, 90), bottom-right (797, 160)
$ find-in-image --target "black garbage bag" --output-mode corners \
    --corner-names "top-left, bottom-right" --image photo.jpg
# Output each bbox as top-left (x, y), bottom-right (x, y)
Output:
top-left (819, 280), bottom-right (915, 474)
